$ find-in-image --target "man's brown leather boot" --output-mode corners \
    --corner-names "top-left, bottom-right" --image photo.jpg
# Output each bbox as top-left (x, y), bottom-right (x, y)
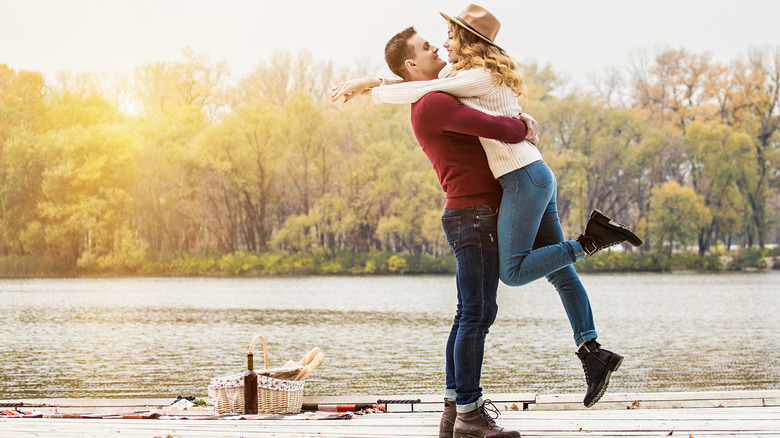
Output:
top-left (439, 399), bottom-right (456, 438)
top-left (453, 400), bottom-right (520, 438)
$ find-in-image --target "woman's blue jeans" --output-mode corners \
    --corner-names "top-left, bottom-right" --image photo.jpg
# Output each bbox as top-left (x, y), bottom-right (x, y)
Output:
top-left (497, 160), bottom-right (597, 346)
top-left (441, 205), bottom-right (499, 412)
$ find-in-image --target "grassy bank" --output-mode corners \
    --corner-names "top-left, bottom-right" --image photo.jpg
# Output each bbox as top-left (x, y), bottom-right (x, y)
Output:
top-left (1, 248), bottom-right (779, 278)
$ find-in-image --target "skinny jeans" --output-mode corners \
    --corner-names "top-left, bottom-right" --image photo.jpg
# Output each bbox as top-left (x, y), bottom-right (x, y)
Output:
top-left (497, 160), bottom-right (597, 346)
top-left (441, 205), bottom-right (499, 413)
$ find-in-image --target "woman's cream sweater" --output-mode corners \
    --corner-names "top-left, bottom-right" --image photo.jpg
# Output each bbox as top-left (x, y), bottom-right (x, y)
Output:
top-left (372, 68), bottom-right (542, 178)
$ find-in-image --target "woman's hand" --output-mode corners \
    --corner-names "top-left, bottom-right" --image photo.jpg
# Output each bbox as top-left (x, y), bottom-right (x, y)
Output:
top-left (330, 77), bottom-right (382, 103)
top-left (516, 113), bottom-right (539, 139)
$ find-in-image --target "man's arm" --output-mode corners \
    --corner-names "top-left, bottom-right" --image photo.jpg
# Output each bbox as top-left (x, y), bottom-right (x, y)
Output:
top-left (421, 92), bottom-right (527, 143)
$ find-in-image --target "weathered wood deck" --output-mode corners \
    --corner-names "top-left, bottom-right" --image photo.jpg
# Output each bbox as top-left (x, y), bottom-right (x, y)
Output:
top-left (2, 390), bottom-right (779, 437)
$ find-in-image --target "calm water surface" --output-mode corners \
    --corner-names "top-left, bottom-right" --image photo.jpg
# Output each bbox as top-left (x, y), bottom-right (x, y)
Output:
top-left (1, 272), bottom-right (778, 399)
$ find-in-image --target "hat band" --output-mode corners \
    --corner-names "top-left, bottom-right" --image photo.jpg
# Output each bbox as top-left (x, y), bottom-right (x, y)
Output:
top-left (455, 16), bottom-right (493, 43)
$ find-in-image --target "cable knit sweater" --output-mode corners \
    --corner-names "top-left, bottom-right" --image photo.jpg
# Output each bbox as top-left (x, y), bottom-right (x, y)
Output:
top-left (372, 68), bottom-right (542, 178)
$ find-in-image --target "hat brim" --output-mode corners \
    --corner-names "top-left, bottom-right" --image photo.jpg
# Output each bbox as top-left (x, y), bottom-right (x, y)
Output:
top-left (439, 11), bottom-right (503, 52)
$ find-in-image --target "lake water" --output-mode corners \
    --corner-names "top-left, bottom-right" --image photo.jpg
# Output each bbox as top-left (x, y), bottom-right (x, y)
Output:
top-left (1, 272), bottom-right (778, 400)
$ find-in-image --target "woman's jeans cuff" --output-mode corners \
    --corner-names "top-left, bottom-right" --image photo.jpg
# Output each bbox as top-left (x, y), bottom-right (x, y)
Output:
top-left (444, 388), bottom-right (457, 401)
top-left (570, 240), bottom-right (587, 261)
top-left (456, 396), bottom-right (483, 413)
top-left (574, 331), bottom-right (598, 346)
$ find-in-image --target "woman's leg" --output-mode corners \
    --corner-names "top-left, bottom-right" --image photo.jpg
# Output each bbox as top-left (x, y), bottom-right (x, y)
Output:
top-left (532, 206), bottom-right (597, 345)
top-left (497, 161), bottom-right (595, 344)
top-left (497, 161), bottom-right (586, 287)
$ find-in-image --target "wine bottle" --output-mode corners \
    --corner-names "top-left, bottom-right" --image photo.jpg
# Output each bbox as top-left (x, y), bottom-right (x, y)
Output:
top-left (243, 352), bottom-right (258, 414)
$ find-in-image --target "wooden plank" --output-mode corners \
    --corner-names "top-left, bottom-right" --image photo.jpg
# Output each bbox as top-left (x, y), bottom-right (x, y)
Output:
top-left (302, 392), bottom-right (536, 412)
top-left (532, 390), bottom-right (780, 410)
top-left (4, 398), bottom-right (172, 407)
top-left (2, 407), bottom-right (780, 438)
top-left (535, 389), bottom-right (780, 403)
top-left (6, 392), bottom-right (537, 412)
top-left (5, 390), bottom-right (779, 413)
top-left (3, 392), bottom-right (780, 438)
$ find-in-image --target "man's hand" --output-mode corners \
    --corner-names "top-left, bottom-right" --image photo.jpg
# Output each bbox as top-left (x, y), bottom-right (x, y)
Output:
top-left (330, 77), bottom-right (382, 103)
top-left (526, 135), bottom-right (540, 146)
top-left (516, 113), bottom-right (539, 139)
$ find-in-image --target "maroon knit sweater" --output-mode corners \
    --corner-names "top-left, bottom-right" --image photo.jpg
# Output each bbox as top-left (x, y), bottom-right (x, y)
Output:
top-left (410, 92), bottom-right (528, 209)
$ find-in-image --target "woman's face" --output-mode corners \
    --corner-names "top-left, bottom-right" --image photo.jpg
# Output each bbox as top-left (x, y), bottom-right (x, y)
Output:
top-left (442, 29), bottom-right (459, 63)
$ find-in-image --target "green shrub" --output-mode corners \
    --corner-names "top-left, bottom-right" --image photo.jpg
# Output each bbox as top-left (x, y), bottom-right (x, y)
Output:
top-left (727, 248), bottom-right (768, 270)
top-left (15, 245), bottom-right (768, 278)
top-left (387, 255), bottom-right (408, 273)
top-left (574, 250), bottom-right (723, 272)
top-left (764, 246), bottom-right (780, 257)
top-left (576, 251), bottom-right (669, 272)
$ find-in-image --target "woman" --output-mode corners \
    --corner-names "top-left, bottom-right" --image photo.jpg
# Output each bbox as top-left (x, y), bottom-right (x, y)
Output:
top-left (332, 2), bottom-right (641, 413)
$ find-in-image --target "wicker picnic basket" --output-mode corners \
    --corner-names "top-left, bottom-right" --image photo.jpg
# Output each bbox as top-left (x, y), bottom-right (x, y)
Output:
top-left (207, 335), bottom-right (305, 414)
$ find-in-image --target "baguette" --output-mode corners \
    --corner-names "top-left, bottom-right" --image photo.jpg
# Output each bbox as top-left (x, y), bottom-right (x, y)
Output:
top-left (298, 347), bottom-right (320, 366)
top-left (297, 352), bottom-right (325, 381)
top-left (293, 366), bottom-right (308, 381)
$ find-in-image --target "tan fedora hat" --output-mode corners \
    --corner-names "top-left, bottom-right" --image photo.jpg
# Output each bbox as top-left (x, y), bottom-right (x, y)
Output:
top-left (440, 3), bottom-right (503, 51)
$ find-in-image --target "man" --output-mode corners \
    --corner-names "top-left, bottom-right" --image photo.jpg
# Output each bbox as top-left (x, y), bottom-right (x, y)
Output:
top-left (334, 26), bottom-right (530, 437)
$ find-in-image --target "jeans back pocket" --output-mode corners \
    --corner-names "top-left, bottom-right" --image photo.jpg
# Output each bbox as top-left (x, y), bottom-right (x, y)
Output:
top-left (524, 161), bottom-right (553, 187)
top-left (441, 215), bottom-right (461, 251)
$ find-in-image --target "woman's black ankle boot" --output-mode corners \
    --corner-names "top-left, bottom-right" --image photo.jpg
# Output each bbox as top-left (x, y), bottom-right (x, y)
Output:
top-left (576, 209), bottom-right (643, 255)
top-left (576, 339), bottom-right (623, 407)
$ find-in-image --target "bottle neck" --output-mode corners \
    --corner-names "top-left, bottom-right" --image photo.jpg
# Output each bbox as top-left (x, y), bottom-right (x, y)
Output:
top-left (247, 353), bottom-right (254, 370)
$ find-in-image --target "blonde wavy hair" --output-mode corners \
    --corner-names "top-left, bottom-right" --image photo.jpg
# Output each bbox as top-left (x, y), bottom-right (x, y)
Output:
top-left (449, 23), bottom-right (527, 99)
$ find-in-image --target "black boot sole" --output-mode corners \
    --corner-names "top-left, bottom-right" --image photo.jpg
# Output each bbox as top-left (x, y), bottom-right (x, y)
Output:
top-left (584, 353), bottom-right (623, 408)
top-left (591, 209), bottom-right (643, 247)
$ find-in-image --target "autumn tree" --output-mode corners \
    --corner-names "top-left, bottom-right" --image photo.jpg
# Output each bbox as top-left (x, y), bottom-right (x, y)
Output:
top-left (649, 181), bottom-right (712, 255)
top-left (134, 48), bottom-right (229, 119)
top-left (38, 124), bottom-right (142, 269)
top-left (629, 48), bottom-right (712, 132)
top-left (0, 66), bottom-right (49, 256)
top-left (682, 122), bottom-right (753, 254)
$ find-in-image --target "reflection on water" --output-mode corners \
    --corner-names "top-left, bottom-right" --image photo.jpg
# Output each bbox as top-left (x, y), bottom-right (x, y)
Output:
top-left (1, 273), bottom-right (778, 399)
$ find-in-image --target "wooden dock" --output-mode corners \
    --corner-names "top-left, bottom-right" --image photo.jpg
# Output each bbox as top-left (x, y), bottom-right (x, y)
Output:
top-left (2, 390), bottom-right (779, 437)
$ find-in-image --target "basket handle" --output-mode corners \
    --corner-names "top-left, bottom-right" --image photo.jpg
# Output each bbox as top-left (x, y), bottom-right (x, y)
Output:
top-left (247, 334), bottom-right (270, 370)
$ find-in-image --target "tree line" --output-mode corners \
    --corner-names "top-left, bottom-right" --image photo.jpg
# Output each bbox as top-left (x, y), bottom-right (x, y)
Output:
top-left (0, 46), bottom-right (778, 276)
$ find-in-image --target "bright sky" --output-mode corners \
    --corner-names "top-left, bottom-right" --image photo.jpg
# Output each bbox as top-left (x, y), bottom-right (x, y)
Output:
top-left (2, 0), bottom-right (779, 87)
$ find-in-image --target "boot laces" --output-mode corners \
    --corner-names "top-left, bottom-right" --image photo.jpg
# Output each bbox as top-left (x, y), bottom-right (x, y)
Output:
top-left (579, 342), bottom-right (600, 386)
top-left (481, 400), bottom-right (500, 428)
top-left (581, 361), bottom-right (592, 386)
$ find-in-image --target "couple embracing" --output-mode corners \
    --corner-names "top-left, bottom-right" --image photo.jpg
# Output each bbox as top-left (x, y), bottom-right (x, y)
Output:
top-left (331, 4), bottom-right (642, 437)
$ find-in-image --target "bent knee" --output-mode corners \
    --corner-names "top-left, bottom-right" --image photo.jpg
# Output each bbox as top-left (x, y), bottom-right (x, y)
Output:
top-left (499, 268), bottom-right (533, 287)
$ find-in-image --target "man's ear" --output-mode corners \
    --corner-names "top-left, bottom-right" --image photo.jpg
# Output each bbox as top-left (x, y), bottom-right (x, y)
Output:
top-left (404, 59), bottom-right (416, 71)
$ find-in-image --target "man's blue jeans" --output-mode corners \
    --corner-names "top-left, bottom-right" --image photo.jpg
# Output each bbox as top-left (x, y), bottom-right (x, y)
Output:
top-left (497, 160), bottom-right (597, 346)
top-left (441, 205), bottom-right (499, 413)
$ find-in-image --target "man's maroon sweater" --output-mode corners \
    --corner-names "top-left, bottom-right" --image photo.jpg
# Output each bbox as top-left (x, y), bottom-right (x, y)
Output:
top-left (410, 92), bottom-right (528, 209)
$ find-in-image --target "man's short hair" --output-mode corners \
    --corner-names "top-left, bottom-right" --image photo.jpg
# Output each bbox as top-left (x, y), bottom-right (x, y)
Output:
top-left (384, 26), bottom-right (417, 81)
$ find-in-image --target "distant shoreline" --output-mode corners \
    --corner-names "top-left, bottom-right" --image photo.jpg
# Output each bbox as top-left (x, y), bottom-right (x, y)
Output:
top-left (1, 249), bottom-right (778, 279)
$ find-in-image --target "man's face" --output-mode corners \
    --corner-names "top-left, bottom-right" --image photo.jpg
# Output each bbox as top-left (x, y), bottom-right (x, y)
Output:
top-left (406, 34), bottom-right (446, 81)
